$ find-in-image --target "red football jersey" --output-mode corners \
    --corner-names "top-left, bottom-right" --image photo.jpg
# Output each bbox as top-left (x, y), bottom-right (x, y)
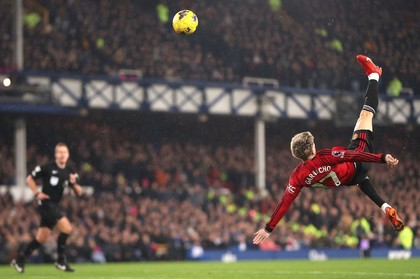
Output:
top-left (265, 147), bottom-right (386, 232)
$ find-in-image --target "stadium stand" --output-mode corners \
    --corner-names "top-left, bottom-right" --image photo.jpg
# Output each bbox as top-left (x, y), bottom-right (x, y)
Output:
top-left (0, 115), bottom-right (419, 263)
top-left (0, 0), bottom-right (418, 92)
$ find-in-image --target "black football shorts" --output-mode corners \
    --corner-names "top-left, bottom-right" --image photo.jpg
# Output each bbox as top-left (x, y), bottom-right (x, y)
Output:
top-left (347, 129), bottom-right (374, 184)
top-left (37, 201), bottom-right (64, 229)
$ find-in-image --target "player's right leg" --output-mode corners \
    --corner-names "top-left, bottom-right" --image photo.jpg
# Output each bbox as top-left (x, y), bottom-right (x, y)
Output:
top-left (348, 55), bottom-right (381, 174)
top-left (11, 227), bottom-right (51, 273)
top-left (353, 55), bottom-right (382, 132)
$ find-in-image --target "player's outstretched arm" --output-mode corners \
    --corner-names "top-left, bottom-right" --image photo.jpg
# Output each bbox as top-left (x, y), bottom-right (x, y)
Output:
top-left (384, 154), bottom-right (399, 168)
top-left (253, 228), bottom-right (271, 244)
top-left (253, 184), bottom-right (301, 245)
top-left (326, 148), bottom-right (399, 166)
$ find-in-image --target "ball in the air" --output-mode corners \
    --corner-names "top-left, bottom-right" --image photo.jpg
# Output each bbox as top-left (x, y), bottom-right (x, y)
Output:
top-left (172, 10), bottom-right (198, 35)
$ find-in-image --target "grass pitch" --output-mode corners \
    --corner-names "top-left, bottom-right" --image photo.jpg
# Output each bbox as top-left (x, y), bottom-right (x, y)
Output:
top-left (1, 258), bottom-right (419, 279)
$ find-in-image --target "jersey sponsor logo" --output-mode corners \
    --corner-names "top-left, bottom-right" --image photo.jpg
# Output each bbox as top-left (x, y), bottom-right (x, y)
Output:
top-left (52, 170), bottom-right (58, 174)
top-left (50, 176), bottom-right (59, 186)
top-left (332, 151), bottom-right (344, 158)
top-left (287, 184), bottom-right (296, 194)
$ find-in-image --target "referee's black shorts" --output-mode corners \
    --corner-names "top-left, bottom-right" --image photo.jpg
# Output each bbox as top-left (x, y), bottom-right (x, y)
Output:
top-left (37, 201), bottom-right (64, 229)
top-left (347, 129), bottom-right (374, 185)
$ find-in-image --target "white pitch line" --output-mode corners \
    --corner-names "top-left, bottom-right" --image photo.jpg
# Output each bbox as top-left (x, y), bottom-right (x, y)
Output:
top-left (273, 270), bottom-right (419, 277)
top-left (25, 278), bottom-right (136, 279)
top-left (21, 270), bottom-right (420, 279)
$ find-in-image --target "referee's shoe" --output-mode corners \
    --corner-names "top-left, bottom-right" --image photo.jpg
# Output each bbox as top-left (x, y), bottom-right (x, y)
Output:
top-left (55, 257), bottom-right (75, 272)
top-left (10, 258), bottom-right (24, 273)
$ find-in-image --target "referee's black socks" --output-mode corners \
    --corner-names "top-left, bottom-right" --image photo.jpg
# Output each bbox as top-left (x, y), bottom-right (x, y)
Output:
top-left (57, 233), bottom-right (69, 262)
top-left (20, 239), bottom-right (41, 260)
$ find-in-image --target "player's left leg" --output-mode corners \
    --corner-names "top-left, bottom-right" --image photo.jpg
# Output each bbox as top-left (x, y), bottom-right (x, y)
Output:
top-left (54, 217), bottom-right (75, 272)
top-left (358, 179), bottom-right (404, 231)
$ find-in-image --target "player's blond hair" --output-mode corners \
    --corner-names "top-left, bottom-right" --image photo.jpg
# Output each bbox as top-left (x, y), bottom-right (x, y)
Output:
top-left (290, 131), bottom-right (314, 160)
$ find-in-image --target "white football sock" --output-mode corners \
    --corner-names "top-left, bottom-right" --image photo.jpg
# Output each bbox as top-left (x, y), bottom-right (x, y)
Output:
top-left (381, 203), bottom-right (391, 213)
top-left (368, 73), bottom-right (379, 81)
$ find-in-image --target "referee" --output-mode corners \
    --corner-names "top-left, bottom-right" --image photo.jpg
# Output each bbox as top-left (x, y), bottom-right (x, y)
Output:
top-left (11, 143), bottom-right (82, 273)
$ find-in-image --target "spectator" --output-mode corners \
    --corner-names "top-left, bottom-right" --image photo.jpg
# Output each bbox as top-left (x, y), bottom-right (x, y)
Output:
top-left (386, 76), bottom-right (403, 97)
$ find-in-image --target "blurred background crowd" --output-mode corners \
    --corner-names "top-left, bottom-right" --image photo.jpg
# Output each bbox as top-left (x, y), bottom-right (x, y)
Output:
top-left (0, 115), bottom-right (419, 263)
top-left (0, 0), bottom-right (418, 94)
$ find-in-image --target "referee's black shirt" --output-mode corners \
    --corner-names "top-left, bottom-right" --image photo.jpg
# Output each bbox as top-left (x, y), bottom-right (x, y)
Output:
top-left (30, 162), bottom-right (78, 203)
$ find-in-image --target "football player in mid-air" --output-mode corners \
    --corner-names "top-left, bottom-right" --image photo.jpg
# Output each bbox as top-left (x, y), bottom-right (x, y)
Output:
top-left (11, 143), bottom-right (82, 273)
top-left (253, 55), bottom-right (404, 245)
